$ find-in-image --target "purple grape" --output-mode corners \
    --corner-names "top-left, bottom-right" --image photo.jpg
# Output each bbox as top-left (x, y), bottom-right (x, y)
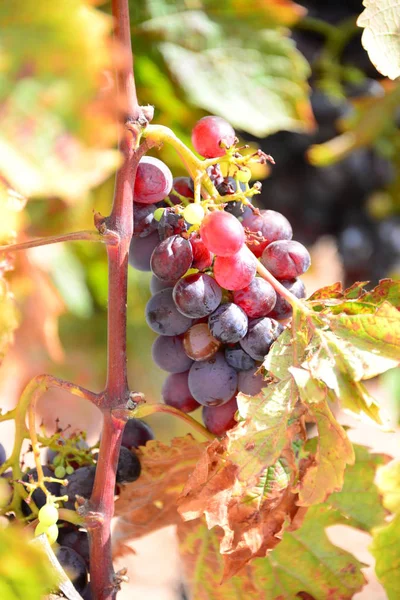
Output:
top-left (116, 447), bottom-right (141, 484)
top-left (134, 156), bottom-right (173, 204)
top-left (240, 318), bottom-right (284, 361)
top-left (56, 546), bottom-right (88, 595)
top-left (150, 235), bottom-right (193, 281)
top-left (173, 273), bottom-right (222, 318)
top-left (129, 231), bottom-right (160, 272)
top-left (261, 240), bottom-right (311, 279)
top-left (225, 347), bottom-right (255, 371)
top-left (242, 209), bottom-right (293, 257)
top-left (121, 419), bottom-right (154, 449)
top-left (58, 526), bottom-right (90, 567)
top-left (152, 335), bottom-right (193, 373)
top-left (162, 371), bottom-right (200, 413)
top-left (233, 277), bottom-right (277, 319)
top-left (202, 396), bottom-right (238, 436)
top-left (269, 279), bottom-right (306, 320)
top-left (145, 288), bottom-right (193, 336)
top-left (61, 466), bottom-right (96, 510)
top-left (150, 275), bottom-right (178, 295)
top-left (188, 352), bottom-right (238, 406)
top-left (208, 303), bottom-right (248, 344)
top-left (158, 208), bottom-right (188, 240)
top-left (169, 177), bottom-right (194, 203)
top-left (238, 366), bottom-right (264, 395)
top-left (0, 443), bottom-right (6, 467)
top-left (133, 202), bottom-right (157, 237)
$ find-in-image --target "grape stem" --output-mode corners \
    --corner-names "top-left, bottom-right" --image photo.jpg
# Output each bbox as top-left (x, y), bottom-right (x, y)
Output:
top-left (0, 230), bottom-right (118, 254)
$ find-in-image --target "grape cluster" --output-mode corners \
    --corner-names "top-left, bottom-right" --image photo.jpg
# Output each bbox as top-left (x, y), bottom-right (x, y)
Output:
top-left (130, 116), bottom-right (310, 436)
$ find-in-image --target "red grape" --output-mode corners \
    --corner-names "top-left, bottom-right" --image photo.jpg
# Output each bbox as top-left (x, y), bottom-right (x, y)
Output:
top-left (233, 278), bottom-right (277, 318)
top-left (200, 211), bottom-right (244, 256)
top-left (261, 240), bottom-right (311, 279)
top-left (133, 203), bottom-right (157, 237)
top-left (190, 234), bottom-right (213, 270)
top-left (169, 177), bottom-right (194, 204)
top-left (134, 156), bottom-right (173, 204)
top-left (214, 246), bottom-right (256, 290)
top-left (150, 235), bottom-right (193, 281)
top-left (129, 231), bottom-right (160, 272)
top-left (202, 395), bottom-right (238, 436)
top-left (173, 273), bottom-right (222, 318)
top-left (208, 303), bottom-right (248, 343)
top-left (192, 116), bottom-right (235, 158)
top-left (162, 371), bottom-right (200, 413)
top-left (242, 209), bottom-right (293, 257)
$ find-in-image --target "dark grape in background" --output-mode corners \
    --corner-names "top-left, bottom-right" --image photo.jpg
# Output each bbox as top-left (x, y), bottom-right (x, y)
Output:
top-left (244, 0), bottom-right (399, 286)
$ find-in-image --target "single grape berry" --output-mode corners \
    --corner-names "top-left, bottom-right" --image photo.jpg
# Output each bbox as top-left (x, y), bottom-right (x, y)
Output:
top-left (56, 546), bottom-right (88, 595)
top-left (58, 525), bottom-right (90, 567)
top-left (152, 335), bottom-right (193, 373)
top-left (129, 231), bottom-right (160, 272)
top-left (238, 366), bottom-right (264, 396)
top-left (233, 278), bottom-right (277, 318)
top-left (183, 203), bottom-right (205, 225)
top-left (192, 116), bottom-right (235, 158)
top-left (225, 347), bottom-right (255, 371)
top-left (173, 273), bottom-right (222, 318)
top-left (200, 211), bottom-right (244, 257)
top-left (151, 235), bottom-right (193, 281)
top-left (240, 318), bottom-right (284, 361)
top-left (183, 323), bottom-right (221, 361)
top-left (116, 447), bottom-right (141, 484)
top-left (189, 235), bottom-right (213, 270)
top-left (268, 279), bottom-right (306, 320)
top-left (208, 303), bottom-right (248, 344)
top-left (202, 395), bottom-right (238, 436)
top-left (134, 156), bottom-right (173, 204)
top-left (35, 522), bottom-right (59, 545)
top-left (38, 503), bottom-right (59, 526)
top-left (145, 288), bottom-right (193, 336)
top-left (162, 371), bottom-right (200, 413)
top-left (133, 203), bottom-right (157, 237)
top-left (214, 246), bottom-right (256, 290)
top-left (242, 209), bottom-right (293, 258)
top-left (121, 419), bottom-right (154, 449)
top-left (261, 240), bottom-right (311, 279)
top-left (188, 352), bottom-right (238, 406)
top-left (61, 466), bottom-right (96, 510)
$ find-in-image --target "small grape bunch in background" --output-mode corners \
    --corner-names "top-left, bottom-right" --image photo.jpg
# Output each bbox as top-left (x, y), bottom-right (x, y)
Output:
top-left (129, 115), bottom-right (311, 436)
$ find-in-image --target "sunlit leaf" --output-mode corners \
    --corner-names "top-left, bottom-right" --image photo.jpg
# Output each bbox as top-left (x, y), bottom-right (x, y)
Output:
top-left (376, 459), bottom-right (400, 514)
top-left (357, 0), bottom-right (400, 80)
top-left (370, 513), bottom-right (400, 600)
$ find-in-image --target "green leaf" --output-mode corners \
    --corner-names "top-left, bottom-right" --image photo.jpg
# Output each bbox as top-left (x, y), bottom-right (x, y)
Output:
top-left (376, 459), bottom-right (400, 513)
top-left (158, 29), bottom-right (312, 136)
top-left (357, 0), bottom-right (400, 80)
top-left (0, 527), bottom-right (56, 599)
top-left (290, 368), bottom-right (354, 505)
top-left (328, 445), bottom-right (387, 530)
top-left (370, 513), bottom-right (400, 600)
top-left (226, 378), bottom-right (297, 481)
top-left (328, 301), bottom-right (400, 361)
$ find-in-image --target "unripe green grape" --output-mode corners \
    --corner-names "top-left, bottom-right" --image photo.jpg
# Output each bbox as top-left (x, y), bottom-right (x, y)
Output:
top-left (183, 203), bottom-right (205, 225)
top-left (35, 522), bottom-right (59, 545)
top-left (38, 503), bottom-right (59, 526)
top-left (54, 466), bottom-right (66, 478)
top-left (66, 465), bottom-right (74, 475)
top-left (153, 207), bottom-right (165, 222)
top-left (236, 167), bottom-right (251, 183)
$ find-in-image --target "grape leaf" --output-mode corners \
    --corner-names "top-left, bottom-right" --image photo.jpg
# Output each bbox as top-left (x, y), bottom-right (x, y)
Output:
top-left (0, 1), bottom-right (121, 199)
top-left (205, 0), bottom-right (306, 28)
top-left (357, 0), bottom-right (400, 80)
top-left (0, 526), bottom-right (56, 599)
top-left (290, 369), bottom-right (355, 506)
top-left (225, 378), bottom-right (298, 481)
top-left (376, 459), bottom-right (400, 513)
top-left (370, 514), bottom-right (400, 600)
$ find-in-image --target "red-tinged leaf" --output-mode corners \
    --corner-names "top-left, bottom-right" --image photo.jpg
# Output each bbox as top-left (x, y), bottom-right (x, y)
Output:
top-left (225, 378), bottom-right (298, 482)
top-left (290, 368), bottom-right (354, 506)
top-left (308, 282), bottom-right (344, 301)
top-left (114, 435), bottom-right (206, 544)
top-left (328, 301), bottom-right (400, 361)
top-left (207, 0), bottom-right (306, 27)
top-left (359, 278), bottom-right (400, 310)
